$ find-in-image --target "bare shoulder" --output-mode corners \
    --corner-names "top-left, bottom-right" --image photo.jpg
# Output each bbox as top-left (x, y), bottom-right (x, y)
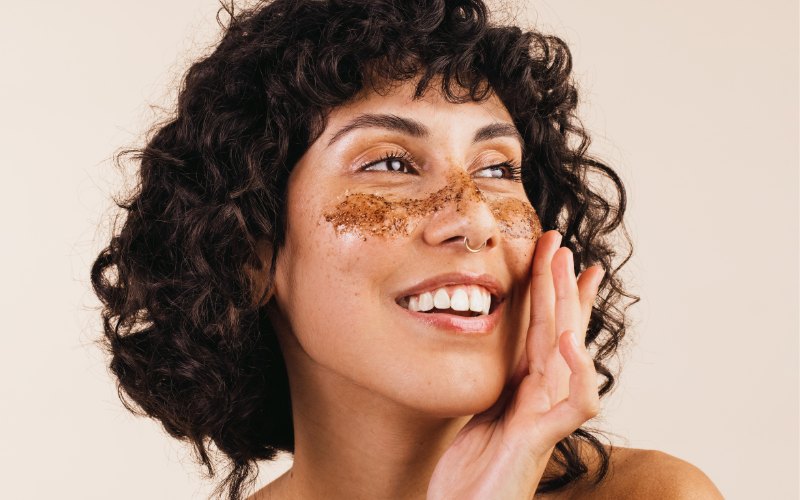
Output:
top-left (554, 446), bottom-right (724, 500)
top-left (602, 447), bottom-right (723, 499)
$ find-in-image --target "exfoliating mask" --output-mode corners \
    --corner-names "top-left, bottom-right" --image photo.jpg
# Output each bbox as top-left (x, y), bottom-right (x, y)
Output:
top-left (324, 169), bottom-right (542, 241)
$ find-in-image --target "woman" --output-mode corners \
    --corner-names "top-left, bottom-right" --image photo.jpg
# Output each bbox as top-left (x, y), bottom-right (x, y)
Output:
top-left (91, 0), bottom-right (723, 498)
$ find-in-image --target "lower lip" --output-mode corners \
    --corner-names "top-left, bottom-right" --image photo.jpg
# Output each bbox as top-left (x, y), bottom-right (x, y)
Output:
top-left (399, 301), bottom-right (503, 335)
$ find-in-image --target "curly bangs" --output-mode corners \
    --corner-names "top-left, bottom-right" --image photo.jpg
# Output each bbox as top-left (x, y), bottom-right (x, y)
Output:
top-left (91, 0), bottom-right (634, 498)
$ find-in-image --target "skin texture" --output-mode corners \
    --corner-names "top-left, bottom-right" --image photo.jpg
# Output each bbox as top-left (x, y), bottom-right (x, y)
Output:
top-left (252, 80), bottom-right (724, 500)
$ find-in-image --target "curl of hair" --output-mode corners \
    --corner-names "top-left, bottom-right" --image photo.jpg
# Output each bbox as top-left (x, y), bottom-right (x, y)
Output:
top-left (91, 0), bottom-right (636, 498)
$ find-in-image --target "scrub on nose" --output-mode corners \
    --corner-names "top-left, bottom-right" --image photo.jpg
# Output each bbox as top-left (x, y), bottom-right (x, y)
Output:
top-left (323, 169), bottom-right (543, 241)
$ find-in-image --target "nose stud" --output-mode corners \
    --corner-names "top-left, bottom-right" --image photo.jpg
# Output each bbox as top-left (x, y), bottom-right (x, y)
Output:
top-left (464, 237), bottom-right (486, 253)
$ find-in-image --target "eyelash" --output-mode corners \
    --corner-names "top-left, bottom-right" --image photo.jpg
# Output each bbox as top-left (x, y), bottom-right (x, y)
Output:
top-left (360, 150), bottom-right (523, 182)
top-left (488, 161), bottom-right (523, 182)
top-left (359, 150), bottom-right (420, 173)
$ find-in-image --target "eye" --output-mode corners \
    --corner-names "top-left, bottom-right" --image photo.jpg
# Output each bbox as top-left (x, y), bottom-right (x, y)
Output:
top-left (473, 161), bottom-right (522, 181)
top-left (364, 158), bottom-right (411, 173)
top-left (473, 165), bottom-right (505, 178)
top-left (360, 151), bottom-right (417, 174)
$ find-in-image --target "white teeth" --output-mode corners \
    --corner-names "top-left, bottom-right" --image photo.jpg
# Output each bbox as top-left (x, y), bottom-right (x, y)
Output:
top-left (419, 291), bottom-right (434, 311)
top-left (469, 288), bottom-right (484, 312)
top-left (401, 286), bottom-right (493, 315)
top-left (450, 288), bottom-right (470, 311)
top-left (433, 288), bottom-right (450, 309)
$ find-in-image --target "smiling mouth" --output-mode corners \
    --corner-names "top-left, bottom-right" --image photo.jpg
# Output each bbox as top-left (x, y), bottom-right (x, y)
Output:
top-left (396, 284), bottom-right (494, 317)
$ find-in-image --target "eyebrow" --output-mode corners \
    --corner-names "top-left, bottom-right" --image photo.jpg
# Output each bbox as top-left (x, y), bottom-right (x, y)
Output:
top-left (472, 122), bottom-right (523, 148)
top-left (327, 113), bottom-right (429, 147)
top-left (326, 112), bottom-right (523, 150)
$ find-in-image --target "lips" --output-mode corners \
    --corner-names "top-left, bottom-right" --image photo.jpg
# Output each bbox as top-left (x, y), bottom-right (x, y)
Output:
top-left (394, 273), bottom-right (504, 334)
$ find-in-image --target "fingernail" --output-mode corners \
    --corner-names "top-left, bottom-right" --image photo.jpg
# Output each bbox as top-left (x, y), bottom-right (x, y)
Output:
top-left (595, 269), bottom-right (606, 288)
top-left (570, 331), bottom-right (581, 349)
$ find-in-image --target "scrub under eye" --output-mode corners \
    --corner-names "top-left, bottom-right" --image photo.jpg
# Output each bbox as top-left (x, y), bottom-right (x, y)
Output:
top-left (324, 169), bottom-right (542, 240)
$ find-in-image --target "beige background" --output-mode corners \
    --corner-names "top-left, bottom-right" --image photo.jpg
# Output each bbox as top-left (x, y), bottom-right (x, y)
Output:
top-left (0, 1), bottom-right (796, 498)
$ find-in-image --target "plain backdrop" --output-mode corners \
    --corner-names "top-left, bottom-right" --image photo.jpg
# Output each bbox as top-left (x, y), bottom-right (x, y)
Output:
top-left (0, 1), bottom-right (797, 498)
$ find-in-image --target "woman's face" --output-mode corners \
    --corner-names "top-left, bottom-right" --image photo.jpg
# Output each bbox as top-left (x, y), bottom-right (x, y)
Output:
top-left (270, 80), bottom-right (541, 417)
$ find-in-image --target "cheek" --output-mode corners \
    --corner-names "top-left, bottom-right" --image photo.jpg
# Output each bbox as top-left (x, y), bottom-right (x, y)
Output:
top-left (488, 196), bottom-right (543, 241)
top-left (502, 234), bottom-right (536, 275)
top-left (496, 230), bottom-right (537, 377)
top-left (492, 197), bottom-right (538, 283)
top-left (276, 207), bottom-right (407, 355)
top-left (279, 227), bottom-right (388, 325)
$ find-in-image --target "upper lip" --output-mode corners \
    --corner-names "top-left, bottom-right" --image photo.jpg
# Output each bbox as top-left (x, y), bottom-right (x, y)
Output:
top-left (395, 272), bottom-right (505, 301)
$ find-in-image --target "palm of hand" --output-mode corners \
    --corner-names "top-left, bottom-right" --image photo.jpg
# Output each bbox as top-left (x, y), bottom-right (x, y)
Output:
top-left (428, 231), bottom-right (603, 500)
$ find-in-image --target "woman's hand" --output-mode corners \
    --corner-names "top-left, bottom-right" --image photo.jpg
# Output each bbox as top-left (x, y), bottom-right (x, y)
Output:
top-left (427, 231), bottom-right (604, 500)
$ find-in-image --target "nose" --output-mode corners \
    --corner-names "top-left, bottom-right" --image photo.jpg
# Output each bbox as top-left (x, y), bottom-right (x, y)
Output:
top-left (421, 172), bottom-right (498, 252)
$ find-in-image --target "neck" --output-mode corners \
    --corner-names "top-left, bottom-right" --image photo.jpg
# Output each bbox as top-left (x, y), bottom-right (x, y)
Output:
top-left (272, 331), bottom-right (469, 500)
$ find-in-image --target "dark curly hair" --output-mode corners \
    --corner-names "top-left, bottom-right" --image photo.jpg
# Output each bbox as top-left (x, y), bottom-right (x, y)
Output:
top-left (91, 0), bottom-right (635, 498)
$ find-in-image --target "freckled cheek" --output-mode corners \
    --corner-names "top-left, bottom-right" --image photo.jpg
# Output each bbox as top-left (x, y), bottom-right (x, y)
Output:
top-left (499, 236), bottom-right (535, 358)
top-left (292, 211), bottom-right (408, 302)
top-left (493, 216), bottom-right (536, 332)
top-left (497, 236), bottom-right (535, 310)
top-left (284, 234), bottom-right (412, 370)
top-left (503, 235), bottom-right (536, 268)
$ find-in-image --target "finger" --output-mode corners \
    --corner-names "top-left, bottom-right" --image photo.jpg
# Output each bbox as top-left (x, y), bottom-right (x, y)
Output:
top-left (539, 330), bottom-right (600, 438)
top-left (576, 266), bottom-right (604, 340)
top-left (551, 248), bottom-right (582, 349)
top-left (528, 231), bottom-right (562, 369)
